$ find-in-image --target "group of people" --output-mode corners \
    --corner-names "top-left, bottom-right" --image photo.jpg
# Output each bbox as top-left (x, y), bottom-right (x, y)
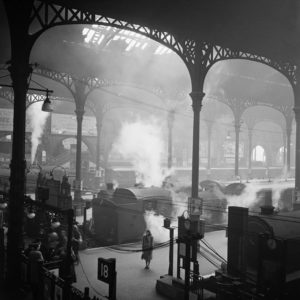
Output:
top-left (24, 223), bottom-right (83, 299)
top-left (27, 224), bottom-right (82, 263)
top-left (26, 225), bottom-right (153, 299)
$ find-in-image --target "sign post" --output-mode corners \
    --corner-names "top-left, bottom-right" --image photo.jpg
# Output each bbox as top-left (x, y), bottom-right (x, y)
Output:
top-left (98, 258), bottom-right (117, 300)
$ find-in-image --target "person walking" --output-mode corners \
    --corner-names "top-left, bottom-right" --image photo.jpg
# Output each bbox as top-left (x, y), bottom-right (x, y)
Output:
top-left (72, 224), bottom-right (82, 264)
top-left (28, 241), bottom-right (44, 300)
top-left (141, 230), bottom-right (153, 269)
top-left (58, 247), bottom-right (77, 284)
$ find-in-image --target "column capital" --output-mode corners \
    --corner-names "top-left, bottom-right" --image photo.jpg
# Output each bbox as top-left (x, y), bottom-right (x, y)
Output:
top-left (190, 91), bottom-right (205, 113)
top-left (189, 91), bottom-right (205, 100)
top-left (234, 120), bottom-right (242, 131)
top-left (75, 109), bottom-right (85, 118)
top-left (168, 109), bottom-right (175, 125)
top-left (8, 64), bottom-right (32, 77)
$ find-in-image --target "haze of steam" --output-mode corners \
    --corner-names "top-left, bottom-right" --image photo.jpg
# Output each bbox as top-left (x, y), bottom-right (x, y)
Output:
top-left (144, 211), bottom-right (177, 243)
top-left (27, 101), bottom-right (50, 163)
top-left (114, 120), bottom-right (164, 187)
top-left (226, 181), bottom-right (294, 211)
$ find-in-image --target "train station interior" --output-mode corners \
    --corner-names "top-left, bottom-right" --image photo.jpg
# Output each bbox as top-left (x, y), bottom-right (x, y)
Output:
top-left (1, 1), bottom-right (300, 299)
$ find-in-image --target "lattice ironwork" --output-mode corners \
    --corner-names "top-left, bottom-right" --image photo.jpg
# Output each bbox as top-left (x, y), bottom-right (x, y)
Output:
top-left (33, 65), bottom-right (167, 103)
top-left (209, 45), bottom-right (297, 85)
top-left (85, 77), bottom-right (166, 100)
top-left (0, 86), bottom-right (74, 108)
top-left (0, 88), bottom-right (14, 105)
top-left (207, 93), bottom-right (295, 129)
top-left (30, 1), bottom-right (190, 64)
top-left (208, 94), bottom-right (257, 122)
top-left (33, 65), bottom-right (78, 92)
top-left (29, 0), bottom-right (296, 86)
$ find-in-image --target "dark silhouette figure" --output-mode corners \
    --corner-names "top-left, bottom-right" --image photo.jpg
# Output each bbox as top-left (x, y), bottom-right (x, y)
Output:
top-left (28, 241), bottom-right (44, 300)
top-left (142, 230), bottom-right (154, 269)
top-left (72, 224), bottom-right (82, 264)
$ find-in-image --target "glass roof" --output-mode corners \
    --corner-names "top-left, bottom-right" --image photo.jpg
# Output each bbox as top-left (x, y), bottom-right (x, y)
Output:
top-left (82, 25), bottom-right (172, 55)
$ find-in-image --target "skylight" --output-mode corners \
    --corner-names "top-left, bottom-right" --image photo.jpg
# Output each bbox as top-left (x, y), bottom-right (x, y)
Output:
top-left (82, 25), bottom-right (172, 55)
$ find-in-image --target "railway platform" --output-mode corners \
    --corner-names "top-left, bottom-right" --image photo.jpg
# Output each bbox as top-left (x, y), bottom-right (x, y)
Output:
top-left (73, 230), bottom-right (227, 300)
top-left (0, 230), bottom-right (226, 300)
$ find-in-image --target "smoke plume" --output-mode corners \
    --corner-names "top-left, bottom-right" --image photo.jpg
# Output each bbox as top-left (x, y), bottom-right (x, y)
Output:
top-left (27, 101), bottom-right (50, 163)
top-left (144, 211), bottom-right (177, 243)
top-left (226, 180), bottom-right (294, 212)
top-left (113, 119), bottom-right (167, 187)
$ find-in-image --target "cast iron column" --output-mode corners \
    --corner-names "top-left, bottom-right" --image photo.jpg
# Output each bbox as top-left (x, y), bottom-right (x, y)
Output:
top-left (167, 109), bottom-right (175, 169)
top-left (286, 121), bottom-right (292, 173)
top-left (6, 64), bottom-right (31, 287)
top-left (94, 116), bottom-right (102, 189)
top-left (190, 92), bottom-right (205, 198)
top-left (168, 227), bottom-right (174, 276)
top-left (294, 107), bottom-right (300, 195)
top-left (247, 128), bottom-right (253, 177)
top-left (282, 132), bottom-right (287, 168)
top-left (4, 0), bottom-right (36, 288)
top-left (184, 237), bottom-right (191, 300)
top-left (234, 120), bottom-right (241, 178)
top-left (95, 118), bottom-right (102, 172)
top-left (74, 107), bottom-right (84, 203)
top-left (72, 79), bottom-right (88, 205)
top-left (206, 121), bottom-right (213, 177)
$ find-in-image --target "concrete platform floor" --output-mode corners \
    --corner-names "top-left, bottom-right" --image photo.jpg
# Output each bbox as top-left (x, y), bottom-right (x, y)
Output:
top-left (73, 230), bottom-right (227, 300)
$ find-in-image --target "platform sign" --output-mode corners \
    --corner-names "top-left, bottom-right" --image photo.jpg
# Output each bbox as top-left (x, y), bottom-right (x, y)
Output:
top-left (98, 258), bottom-right (116, 284)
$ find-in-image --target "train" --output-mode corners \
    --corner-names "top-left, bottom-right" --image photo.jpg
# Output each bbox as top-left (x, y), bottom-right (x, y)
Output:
top-left (91, 185), bottom-right (172, 244)
top-left (89, 180), bottom-right (230, 245)
top-left (220, 190), bottom-right (300, 299)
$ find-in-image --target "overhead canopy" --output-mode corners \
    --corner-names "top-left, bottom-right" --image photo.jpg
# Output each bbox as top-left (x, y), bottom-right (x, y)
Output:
top-left (48, 0), bottom-right (300, 64)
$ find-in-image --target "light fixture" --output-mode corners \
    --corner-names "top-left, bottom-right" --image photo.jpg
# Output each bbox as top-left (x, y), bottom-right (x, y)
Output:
top-left (0, 194), bottom-right (7, 209)
top-left (27, 206), bottom-right (36, 219)
top-left (0, 72), bottom-right (54, 112)
top-left (27, 211), bottom-right (36, 219)
top-left (51, 217), bottom-right (61, 229)
top-left (41, 89), bottom-right (53, 112)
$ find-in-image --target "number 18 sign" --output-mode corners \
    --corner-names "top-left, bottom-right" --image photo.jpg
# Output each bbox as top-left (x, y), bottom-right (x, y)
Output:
top-left (98, 258), bottom-right (116, 284)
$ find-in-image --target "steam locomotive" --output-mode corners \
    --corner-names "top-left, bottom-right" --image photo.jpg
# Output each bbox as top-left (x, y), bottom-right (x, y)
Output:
top-left (221, 192), bottom-right (300, 299)
top-left (91, 185), bottom-right (172, 244)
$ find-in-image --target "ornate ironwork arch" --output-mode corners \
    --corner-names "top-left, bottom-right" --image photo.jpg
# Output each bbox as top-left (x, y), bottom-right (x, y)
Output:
top-left (29, 1), bottom-right (296, 94)
top-left (33, 65), bottom-right (168, 105)
top-left (206, 45), bottom-right (297, 86)
top-left (206, 95), bottom-right (294, 139)
top-left (29, 1), bottom-right (192, 66)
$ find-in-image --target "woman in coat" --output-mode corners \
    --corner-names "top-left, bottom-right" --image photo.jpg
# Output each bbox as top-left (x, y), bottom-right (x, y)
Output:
top-left (142, 230), bottom-right (154, 269)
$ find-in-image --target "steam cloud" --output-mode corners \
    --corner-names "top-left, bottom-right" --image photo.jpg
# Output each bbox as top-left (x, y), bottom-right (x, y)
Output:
top-left (114, 119), bottom-right (168, 187)
top-left (144, 211), bottom-right (177, 243)
top-left (27, 101), bottom-right (50, 163)
top-left (226, 180), bottom-right (294, 212)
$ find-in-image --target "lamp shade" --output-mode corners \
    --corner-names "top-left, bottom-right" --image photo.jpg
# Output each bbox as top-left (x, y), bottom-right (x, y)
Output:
top-left (42, 97), bottom-right (53, 112)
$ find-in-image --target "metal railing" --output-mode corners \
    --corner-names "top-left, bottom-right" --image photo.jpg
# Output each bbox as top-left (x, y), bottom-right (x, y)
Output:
top-left (21, 254), bottom-right (103, 300)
